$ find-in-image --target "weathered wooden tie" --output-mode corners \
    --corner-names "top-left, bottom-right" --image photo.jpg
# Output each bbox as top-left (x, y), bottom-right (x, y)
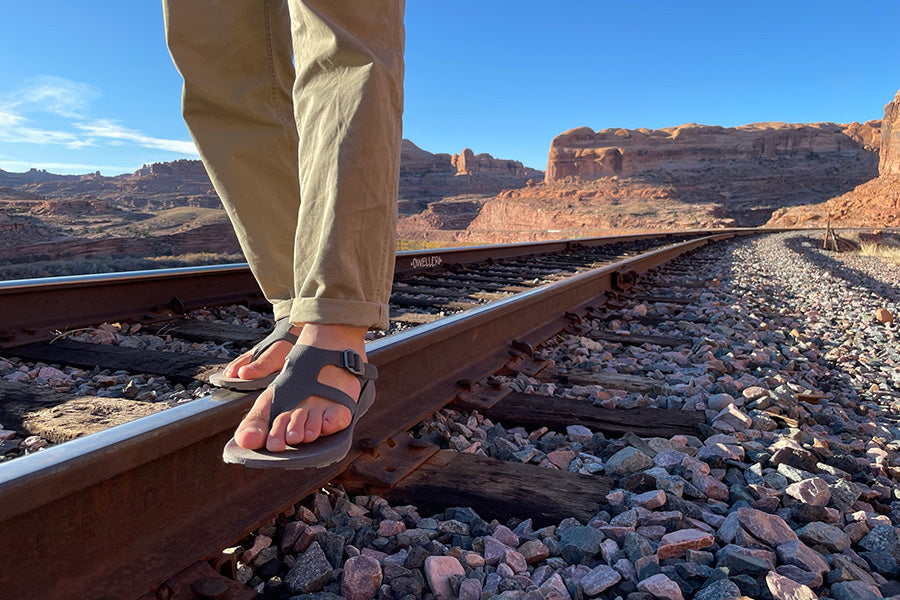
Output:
top-left (7, 339), bottom-right (221, 384)
top-left (145, 319), bottom-right (264, 346)
top-left (550, 369), bottom-right (668, 394)
top-left (358, 451), bottom-right (613, 527)
top-left (477, 391), bottom-right (705, 439)
top-left (0, 380), bottom-right (164, 441)
top-left (587, 330), bottom-right (692, 348)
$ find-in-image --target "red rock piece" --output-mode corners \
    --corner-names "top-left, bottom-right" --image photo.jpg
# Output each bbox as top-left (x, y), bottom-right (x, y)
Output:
top-left (240, 534), bottom-right (272, 563)
top-left (657, 529), bottom-right (715, 559)
top-left (483, 536), bottom-right (508, 565)
top-left (785, 477), bottom-right (831, 506)
top-left (765, 572), bottom-right (818, 600)
top-left (492, 524), bottom-right (520, 547)
top-left (637, 573), bottom-right (684, 600)
top-left (295, 524), bottom-right (326, 553)
top-left (342, 555), bottom-right (383, 600)
top-left (518, 539), bottom-right (550, 564)
top-left (631, 489), bottom-right (666, 509)
top-left (503, 549), bottom-right (528, 574)
top-left (377, 519), bottom-right (406, 537)
top-left (424, 556), bottom-right (465, 600)
top-left (694, 473), bottom-right (730, 501)
top-left (547, 449), bottom-right (576, 470)
top-left (876, 308), bottom-right (894, 323)
top-left (737, 507), bottom-right (798, 547)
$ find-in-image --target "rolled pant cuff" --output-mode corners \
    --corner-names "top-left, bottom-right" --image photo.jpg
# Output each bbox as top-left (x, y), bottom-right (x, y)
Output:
top-left (290, 297), bottom-right (389, 331)
top-left (272, 299), bottom-right (294, 321)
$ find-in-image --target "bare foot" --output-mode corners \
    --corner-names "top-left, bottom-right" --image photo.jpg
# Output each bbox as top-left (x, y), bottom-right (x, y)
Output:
top-left (222, 323), bottom-right (302, 381)
top-left (233, 323), bottom-right (367, 451)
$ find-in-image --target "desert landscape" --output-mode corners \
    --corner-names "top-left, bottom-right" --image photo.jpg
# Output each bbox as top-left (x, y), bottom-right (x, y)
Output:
top-left (1, 88), bottom-right (898, 279)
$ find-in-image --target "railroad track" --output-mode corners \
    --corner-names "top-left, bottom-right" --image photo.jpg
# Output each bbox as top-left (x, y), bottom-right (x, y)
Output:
top-left (0, 229), bottom-right (765, 599)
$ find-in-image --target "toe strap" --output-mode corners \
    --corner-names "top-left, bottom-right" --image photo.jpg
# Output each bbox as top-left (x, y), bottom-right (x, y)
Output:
top-left (250, 317), bottom-right (299, 362)
top-left (268, 345), bottom-right (376, 428)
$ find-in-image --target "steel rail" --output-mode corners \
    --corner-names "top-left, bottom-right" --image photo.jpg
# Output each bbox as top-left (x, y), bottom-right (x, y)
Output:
top-left (0, 231), bottom-right (753, 600)
top-left (0, 229), bottom-right (756, 348)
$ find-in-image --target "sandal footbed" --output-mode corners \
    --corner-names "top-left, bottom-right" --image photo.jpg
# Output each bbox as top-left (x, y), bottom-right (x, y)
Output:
top-left (223, 345), bottom-right (377, 469)
top-left (222, 379), bottom-right (375, 469)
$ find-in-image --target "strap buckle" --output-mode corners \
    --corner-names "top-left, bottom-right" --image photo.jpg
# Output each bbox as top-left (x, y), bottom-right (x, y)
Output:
top-left (341, 349), bottom-right (366, 376)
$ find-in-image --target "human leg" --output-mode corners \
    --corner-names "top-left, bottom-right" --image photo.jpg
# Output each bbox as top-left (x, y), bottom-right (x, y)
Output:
top-left (230, 0), bottom-right (405, 460)
top-left (164, 0), bottom-right (302, 381)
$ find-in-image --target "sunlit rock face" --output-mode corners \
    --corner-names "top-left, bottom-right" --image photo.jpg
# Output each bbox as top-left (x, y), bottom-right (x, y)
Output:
top-left (546, 121), bottom-right (880, 184)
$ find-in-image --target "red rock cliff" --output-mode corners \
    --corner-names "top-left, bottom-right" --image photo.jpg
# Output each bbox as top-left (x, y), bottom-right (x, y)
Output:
top-left (767, 88), bottom-right (900, 228)
top-left (880, 89), bottom-right (900, 176)
top-left (546, 121), bottom-right (881, 184)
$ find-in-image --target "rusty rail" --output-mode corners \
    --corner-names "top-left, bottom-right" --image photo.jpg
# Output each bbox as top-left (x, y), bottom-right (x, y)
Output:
top-left (0, 229), bottom-right (754, 348)
top-left (0, 231), bottom-right (754, 599)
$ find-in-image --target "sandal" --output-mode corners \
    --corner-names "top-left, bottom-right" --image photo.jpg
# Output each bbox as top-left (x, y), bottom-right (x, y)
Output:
top-left (209, 317), bottom-right (299, 390)
top-left (222, 344), bottom-right (377, 469)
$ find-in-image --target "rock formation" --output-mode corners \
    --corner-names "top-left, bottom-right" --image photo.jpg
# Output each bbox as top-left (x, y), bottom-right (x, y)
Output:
top-left (396, 140), bottom-right (543, 239)
top-left (546, 121), bottom-right (880, 183)
top-left (767, 88), bottom-right (900, 228)
top-left (456, 119), bottom-right (882, 242)
top-left (459, 178), bottom-right (735, 244)
top-left (0, 141), bottom-right (543, 267)
top-left (879, 89), bottom-right (900, 175)
top-left (398, 140), bottom-right (542, 206)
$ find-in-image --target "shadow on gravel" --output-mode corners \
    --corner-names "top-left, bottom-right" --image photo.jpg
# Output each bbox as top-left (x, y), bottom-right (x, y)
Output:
top-left (783, 235), bottom-right (900, 304)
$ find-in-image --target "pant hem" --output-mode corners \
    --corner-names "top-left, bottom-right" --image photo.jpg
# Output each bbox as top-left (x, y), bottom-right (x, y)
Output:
top-left (289, 297), bottom-right (389, 330)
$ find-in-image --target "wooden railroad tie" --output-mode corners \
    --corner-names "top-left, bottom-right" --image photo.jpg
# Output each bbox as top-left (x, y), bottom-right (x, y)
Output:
top-left (587, 330), bottom-right (692, 348)
top-left (0, 380), bottom-right (165, 442)
top-left (459, 391), bottom-right (704, 439)
top-left (341, 450), bottom-right (613, 528)
top-left (143, 319), bottom-right (265, 346)
top-left (550, 369), bottom-right (668, 395)
top-left (7, 339), bottom-right (221, 384)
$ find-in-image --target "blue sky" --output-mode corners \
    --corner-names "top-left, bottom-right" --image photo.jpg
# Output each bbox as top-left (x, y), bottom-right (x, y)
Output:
top-left (1, 1), bottom-right (898, 175)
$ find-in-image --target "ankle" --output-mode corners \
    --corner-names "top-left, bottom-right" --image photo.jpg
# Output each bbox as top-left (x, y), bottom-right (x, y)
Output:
top-left (298, 323), bottom-right (367, 356)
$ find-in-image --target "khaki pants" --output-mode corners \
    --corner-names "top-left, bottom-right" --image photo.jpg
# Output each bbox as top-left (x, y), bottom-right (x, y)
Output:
top-left (164, 0), bottom-right (404, 330)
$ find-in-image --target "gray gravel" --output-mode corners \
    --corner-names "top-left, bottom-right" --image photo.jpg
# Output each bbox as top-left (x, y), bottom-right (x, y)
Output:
top-left (225, 232), bottom-right (900, 600)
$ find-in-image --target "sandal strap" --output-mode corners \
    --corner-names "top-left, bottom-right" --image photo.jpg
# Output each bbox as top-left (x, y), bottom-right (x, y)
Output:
top-left (268, 345), bottom-right (377, 428)
top-left (250, 317), bottom-right (299, 362)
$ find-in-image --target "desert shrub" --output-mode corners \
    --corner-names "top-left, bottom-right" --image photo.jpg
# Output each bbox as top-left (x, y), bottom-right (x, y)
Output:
top-left (858, 240), bottom-right (900, 263)
top-left (0, 252), bottom-right (245, 281)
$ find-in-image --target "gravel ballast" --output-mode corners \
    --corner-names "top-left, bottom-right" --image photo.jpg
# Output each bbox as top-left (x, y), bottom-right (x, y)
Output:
top-left (219, 232), bottom-right (900, 599)
top-left (3, 231), bottom-right (900, 600)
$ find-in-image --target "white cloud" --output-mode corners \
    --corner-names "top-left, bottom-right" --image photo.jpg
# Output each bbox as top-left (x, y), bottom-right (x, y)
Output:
top-left (0, 109), bottom-right (89, 148)
top-left (77, 119), bottom-right (198, 155)
top-left (0, 76), bottom-right (197, 157)
top-left (9, 76), bottom-right (100, 119)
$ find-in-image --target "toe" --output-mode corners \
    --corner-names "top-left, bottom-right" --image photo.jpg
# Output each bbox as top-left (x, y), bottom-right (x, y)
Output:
top-left (233, 393), bottom-right (271, 449)
top-left (266, 410), bottom-right (292, 452)
top-left (223, 350), bottom-right (253, 378)
top-left (286, 407), bottom-right (309, 446)
top-left (303, 408), bottom-right (325, 442)
top-left (321, 404), bottom-right (352, 436)
top-left (237, 341), bottom-right (290, 380)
